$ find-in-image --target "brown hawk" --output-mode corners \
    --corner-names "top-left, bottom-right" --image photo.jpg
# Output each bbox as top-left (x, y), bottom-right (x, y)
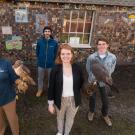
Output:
top-left (13, 60), bottom-right (36, 93)
top-left (91, 59), bottom-right (119, 93)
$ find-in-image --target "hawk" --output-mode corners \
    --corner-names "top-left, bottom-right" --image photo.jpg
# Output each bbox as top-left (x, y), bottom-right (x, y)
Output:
top-left (91, 59), bottom-right (119, 93)
top-left (13, 60), bottom-right (36, 93)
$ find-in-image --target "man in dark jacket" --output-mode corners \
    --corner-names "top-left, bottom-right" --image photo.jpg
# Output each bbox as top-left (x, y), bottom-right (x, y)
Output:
top-left (36, 26), bottom-right (58, 97)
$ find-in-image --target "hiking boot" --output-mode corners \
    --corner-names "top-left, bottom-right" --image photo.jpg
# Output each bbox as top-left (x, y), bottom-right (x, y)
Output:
top-left (88, 112), bottom-right (94, 121)
top-left (103, 116), bottom-right (112, 127)
top-left (36, 90), bottom-right (43, 97)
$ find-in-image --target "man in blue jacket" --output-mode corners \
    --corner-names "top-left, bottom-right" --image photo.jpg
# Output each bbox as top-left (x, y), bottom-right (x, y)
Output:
top-left (36, 26), bottom-right (58, 97)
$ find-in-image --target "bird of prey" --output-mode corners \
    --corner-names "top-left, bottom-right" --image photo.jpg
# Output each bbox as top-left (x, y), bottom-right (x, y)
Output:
top-left (13, 60), bottom-right (36, 93)
top-left (83, 81), bottom-right (97, 96)
top-left (91, 59), bottom-right (119, 93)
top-left (15, 79), bottom-right (28, 93)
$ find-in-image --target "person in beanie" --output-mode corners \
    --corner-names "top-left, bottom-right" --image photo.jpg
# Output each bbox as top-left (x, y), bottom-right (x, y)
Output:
top-left (86, 37), bottom-right (116, 126)
top-left (36, 26), bottom-right (58, 97)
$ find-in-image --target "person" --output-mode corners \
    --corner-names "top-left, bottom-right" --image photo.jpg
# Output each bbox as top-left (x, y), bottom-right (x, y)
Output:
top-left (0, 58), bottom-right (19, 135)
top-left (86, 37), bottom-right (116, 126)
top-left (48, 44), bottom-right (84, 135)
top-left (36, 26), bottom-right (58, 97)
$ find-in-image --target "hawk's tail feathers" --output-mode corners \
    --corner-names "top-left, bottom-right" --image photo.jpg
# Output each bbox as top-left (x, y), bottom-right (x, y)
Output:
top-left (107, 83), bottom-right (120, 93)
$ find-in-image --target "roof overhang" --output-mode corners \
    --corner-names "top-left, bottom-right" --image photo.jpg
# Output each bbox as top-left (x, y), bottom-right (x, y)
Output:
top-left (20, 0), bottom-right (135, 7)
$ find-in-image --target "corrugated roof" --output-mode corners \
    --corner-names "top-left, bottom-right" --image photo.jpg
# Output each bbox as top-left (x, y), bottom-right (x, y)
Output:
top-left (20, 0), bottom-right (135, 7)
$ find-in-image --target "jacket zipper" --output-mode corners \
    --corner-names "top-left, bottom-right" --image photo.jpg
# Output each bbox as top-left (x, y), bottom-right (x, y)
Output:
top-left (45, 39), bottom-right (49, 68)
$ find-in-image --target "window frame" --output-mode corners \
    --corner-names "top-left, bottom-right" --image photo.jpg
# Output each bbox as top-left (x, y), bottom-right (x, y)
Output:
top-left (62, 10), bottom-right (95, 48)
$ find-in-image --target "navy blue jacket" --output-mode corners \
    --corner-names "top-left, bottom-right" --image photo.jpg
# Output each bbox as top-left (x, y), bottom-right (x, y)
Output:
top-left (0, 59), bottom-right (18, 106)
top-left (36, 37), bottom-right (58, 68)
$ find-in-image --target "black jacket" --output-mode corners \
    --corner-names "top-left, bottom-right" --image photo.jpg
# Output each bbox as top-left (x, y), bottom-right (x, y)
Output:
top-left (48, 63), bottom-right (84, 110)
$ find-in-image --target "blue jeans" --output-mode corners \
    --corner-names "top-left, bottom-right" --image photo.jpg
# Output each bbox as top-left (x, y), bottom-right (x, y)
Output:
top-left (38, 67), bottom-right (51, 91)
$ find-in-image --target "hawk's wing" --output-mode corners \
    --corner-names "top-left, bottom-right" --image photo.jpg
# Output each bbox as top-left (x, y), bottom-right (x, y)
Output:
top-left (13, 66), bottom-right (28, 78)
top-left (22, 75), bottom-right (36, 85)
top-left (91, 61), bottom-right (110, 83)
top-left (21, 65), bottom-right (30, 74)
top-left (91, 60), bottom-right (118, 92)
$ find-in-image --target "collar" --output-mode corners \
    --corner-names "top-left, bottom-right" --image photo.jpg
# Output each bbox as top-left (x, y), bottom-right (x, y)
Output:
top-left (95, 51), bottom-right (109, 57)
top-left (42, 36), bottom-right (51, 41)
top-left (95, 51), bottom-right (109, 61)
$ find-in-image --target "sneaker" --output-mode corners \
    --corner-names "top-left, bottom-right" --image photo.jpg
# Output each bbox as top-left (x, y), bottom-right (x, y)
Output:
top-left (88, 112), bottom-right (94, 121)
top-left (36, 90), bottom-right (43, 97)
top-left (103, 116), bottom-right (112, 127)
top-left (56, 132), bottom-right (62, 135)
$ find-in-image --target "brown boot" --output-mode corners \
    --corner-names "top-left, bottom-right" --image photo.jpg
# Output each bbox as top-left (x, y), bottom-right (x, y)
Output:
top-left (103, 116), bottom-right (112, 127)
top-left (36, 90), bottom-right (43, 97)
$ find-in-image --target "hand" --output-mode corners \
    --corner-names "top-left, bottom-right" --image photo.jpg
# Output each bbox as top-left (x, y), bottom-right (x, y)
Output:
top-left (48, 104), bottom-right (55, 114)
top-left (93, 81), bottom-right (97, 86)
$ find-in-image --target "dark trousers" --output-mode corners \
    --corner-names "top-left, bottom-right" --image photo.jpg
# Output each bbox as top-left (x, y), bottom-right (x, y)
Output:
top-left (89, 86), bottom-right (109, 116)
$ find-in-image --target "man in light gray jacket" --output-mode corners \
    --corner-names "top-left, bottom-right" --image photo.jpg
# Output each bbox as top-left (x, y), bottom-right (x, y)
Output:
top-left (86, 37), bottom-right (116, 127)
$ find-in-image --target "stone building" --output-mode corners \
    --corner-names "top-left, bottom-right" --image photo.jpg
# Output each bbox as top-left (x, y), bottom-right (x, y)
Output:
top-left (0, 0), bottom-right (135, 64)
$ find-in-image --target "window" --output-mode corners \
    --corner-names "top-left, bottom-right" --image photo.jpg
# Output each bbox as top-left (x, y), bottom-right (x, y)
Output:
top-left (61, 10), bottom-right (94, 48)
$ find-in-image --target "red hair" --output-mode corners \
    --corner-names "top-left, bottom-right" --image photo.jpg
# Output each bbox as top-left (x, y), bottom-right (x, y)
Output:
top-left (55, 44), bottom-right (74, 64)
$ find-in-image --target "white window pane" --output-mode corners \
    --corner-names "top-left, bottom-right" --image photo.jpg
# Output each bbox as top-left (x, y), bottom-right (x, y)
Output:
top-left (76, 34), bottom-right (83, 44)
top-left (84, 22), bottom-right (91, 33)
top-left (70, 10), bottom-right (78, 32)
top-left (71, 21), bottom-right (77, 32)
top-left (77, 22), bottom-right (84, 33)
top-left (72, 10), bottom-right (78, 20)
top-left (86, 11), bottom-right (93, 22)
top-left (77, 11), bottom-right (85, 33)
top-left (83, 34), bottom-right (90, 44)
top-left (63, 10), bottom-right (70, 33)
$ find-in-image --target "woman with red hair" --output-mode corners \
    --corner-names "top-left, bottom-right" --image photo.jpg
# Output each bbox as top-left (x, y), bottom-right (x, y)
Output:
top-left (48, 44), bottom-right (84, 135)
